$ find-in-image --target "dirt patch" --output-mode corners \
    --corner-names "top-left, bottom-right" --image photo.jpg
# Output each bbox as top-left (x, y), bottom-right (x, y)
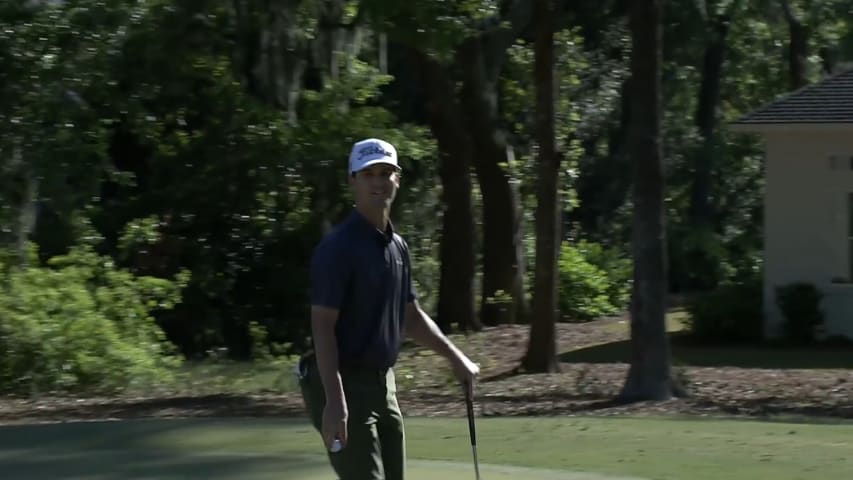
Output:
top-left (2, 317), bottom-right (852, 424)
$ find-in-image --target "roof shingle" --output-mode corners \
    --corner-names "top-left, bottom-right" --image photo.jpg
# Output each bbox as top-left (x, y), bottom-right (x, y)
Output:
top-left (733, 67), bottom-right (853, 125)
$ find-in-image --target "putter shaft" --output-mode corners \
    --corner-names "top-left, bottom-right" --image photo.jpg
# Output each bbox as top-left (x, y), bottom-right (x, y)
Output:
top-left (472, 444), bottom-right (481, 480)
top-left (465, 384), bottom-right (481, 480)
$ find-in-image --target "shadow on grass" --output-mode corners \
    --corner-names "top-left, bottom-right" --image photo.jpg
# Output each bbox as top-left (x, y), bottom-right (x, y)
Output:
top-left (0, 419), bottom-right (297, 480)
top-left (683, 397), bottom-right (853, 421)
top-left (0, 393), bottom-right (306, 426)
top-left (558, 333), bottom-right (853, 369)
top-left (0, 447), bottom-right (302, 480)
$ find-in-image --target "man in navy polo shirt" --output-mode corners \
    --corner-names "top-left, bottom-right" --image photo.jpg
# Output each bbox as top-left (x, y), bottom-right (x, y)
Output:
top-left (299, 138), bottom-right (480, 480)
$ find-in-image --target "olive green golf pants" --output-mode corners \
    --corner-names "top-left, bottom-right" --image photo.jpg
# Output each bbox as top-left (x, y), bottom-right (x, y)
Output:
top-left (299, 356), bottom-right (406, 480)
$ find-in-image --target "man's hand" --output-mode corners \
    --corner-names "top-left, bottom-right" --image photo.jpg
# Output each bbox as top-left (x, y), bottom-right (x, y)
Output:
top-left (322, 396), bottom-right (348, 451)
top-left (451, 354), bottom-right (480, 398)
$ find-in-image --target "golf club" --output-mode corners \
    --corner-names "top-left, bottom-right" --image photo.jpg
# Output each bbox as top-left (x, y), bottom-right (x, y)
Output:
top-left (464, 381), bottom-right (481, 480)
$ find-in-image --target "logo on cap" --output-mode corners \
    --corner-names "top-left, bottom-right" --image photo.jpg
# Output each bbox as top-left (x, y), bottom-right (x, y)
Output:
top-left (349, 138), bottom-right (399, 174)
top-left (358, 145), bottom-right (392, 160)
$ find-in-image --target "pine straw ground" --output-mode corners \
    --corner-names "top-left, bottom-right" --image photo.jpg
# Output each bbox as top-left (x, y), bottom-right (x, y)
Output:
top-left (2, 314), bottom-right (852, 424)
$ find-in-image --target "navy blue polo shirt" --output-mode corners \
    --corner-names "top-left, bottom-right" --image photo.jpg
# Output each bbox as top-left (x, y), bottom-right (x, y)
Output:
top-left (310, 209), bottom-right (417, 370)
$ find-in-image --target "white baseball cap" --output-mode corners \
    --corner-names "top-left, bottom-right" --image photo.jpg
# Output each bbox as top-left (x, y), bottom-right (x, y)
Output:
top-left (348, 138), bottom-right (400, 174)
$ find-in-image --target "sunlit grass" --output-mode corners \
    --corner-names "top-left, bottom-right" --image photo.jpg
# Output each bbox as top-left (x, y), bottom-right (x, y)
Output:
top-left (131, 356), bottom-right (301, 396)
top-left (602, 310), bottom-right (689, 335)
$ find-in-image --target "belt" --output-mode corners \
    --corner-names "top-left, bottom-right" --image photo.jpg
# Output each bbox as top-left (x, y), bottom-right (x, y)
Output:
top-left (297, 351), bottom-right (389, 379)
top-left (340, 364), bottom-right (390, 376)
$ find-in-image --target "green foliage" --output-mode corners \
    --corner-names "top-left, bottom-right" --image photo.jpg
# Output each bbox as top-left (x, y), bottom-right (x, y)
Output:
top-left (685, 276), bottom-right (764, 344)
top-left (2, 0), bottom-right (851, 365)
top-left (360, 0), bottom-right (505, 57)
top-left (576, 240), bottom-right (633, 309)
top-left (775, 282), bottom-right (824, 344)
top-left (0, 1), bottom-right (142, 249)
top-left (668, 225), bottom-right (731, 290)
top-left (57, 1), bottom-right (439, 358)
top-left (557, 241), bottom-right (631, 322)
top-left (0, 244), bottom-right (185, 396)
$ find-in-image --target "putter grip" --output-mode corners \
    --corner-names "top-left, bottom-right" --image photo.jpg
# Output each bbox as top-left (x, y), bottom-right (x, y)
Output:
top-left (465, 388), bottom-right (477, 446)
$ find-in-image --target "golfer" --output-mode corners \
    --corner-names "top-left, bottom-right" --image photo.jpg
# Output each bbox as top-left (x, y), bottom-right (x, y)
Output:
top-left (298, 138), bottom-right (480, 480)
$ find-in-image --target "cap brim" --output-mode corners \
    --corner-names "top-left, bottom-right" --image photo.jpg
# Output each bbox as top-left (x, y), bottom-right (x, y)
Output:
top-left (353, 159), bottom-right (402, 172)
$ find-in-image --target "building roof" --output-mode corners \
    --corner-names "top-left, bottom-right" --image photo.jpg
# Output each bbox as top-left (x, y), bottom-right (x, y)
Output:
top-left (733, 67), bottom-right (853, 126)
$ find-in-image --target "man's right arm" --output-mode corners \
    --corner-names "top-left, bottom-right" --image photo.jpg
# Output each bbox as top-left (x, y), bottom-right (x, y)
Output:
top-left (311, 305), bottom-right (345, 407)
top-left (309, 240), bottom-right (349, 449)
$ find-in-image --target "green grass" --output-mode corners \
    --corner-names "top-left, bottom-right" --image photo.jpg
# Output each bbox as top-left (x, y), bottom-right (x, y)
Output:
top-left (2, 416), bottom-right (850, 479)
top-left (174, 356), bottom-right (299, 394)
top-left (127, 355), bottom-right (302, 396)
top-left (601, 310), bottom-right (689, 335)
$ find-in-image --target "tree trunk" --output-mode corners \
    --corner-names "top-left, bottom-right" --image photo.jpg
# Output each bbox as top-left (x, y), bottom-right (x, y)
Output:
top-left (459, 42), bottom-right (528, 327)
top-left (417, 52), bottom-right (480, 333)
top-left (819, 46), bottom-right (836, 76)
top-left (779, 0), bottom-right (809, 90)
top-left (234, 0), bottom-right (307, 124)
top-left (0, 143), bottom-right (38, 267)
top-left (619, 0), bottom-right (677, 402)
top-left (685, 5), bottom-right (737, 291)
top-left (689, 13), bottom-right (731, 230)
top-left (372, 1), bottom-right (533, 328)
top-left (522, 0), bottom-right (560, 373)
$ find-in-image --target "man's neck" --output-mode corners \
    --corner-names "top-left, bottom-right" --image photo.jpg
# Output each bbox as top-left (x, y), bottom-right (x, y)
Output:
top-left (355, 205), bottom-right (390, 232)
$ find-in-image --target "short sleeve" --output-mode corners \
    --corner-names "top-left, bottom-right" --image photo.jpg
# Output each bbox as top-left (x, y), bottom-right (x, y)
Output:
top-left (310, 240), bottom-right (349, 309)
top-left (402, 239), bottom-right (418, 303)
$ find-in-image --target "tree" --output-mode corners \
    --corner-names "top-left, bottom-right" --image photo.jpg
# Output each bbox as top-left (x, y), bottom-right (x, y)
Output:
top-left (689, 0), bottom-right (743, 231)
top-left (369, 1), bottom-right (534, 327)
top-left (619, 0), bottom-right (678, 401)
top-left (680, 0), bottom-right (745, 290)
top-left (522, 0), bottom-right (560, 373)
top-left (454, 1), bottom-right (534, 326)
top-left (0, 1), bottom-right (135, 264)
top-left (779, 0), bottom-right (810, 89)
top-left (416, 50), bottom-right (479, 332)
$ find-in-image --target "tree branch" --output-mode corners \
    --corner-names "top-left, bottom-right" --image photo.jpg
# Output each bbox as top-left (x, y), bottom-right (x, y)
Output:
top-left (468, 0), bottom-right (535, 82)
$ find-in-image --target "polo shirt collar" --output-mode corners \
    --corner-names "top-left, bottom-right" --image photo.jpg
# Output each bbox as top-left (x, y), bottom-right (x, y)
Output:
top-left (349, 209), bottom-right (394, 243)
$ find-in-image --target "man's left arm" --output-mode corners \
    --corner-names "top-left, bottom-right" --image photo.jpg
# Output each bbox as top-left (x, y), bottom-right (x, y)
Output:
top-left (399, 238), bottom-right (479, 392)
top-left (405, 300), bottom-right (480, 392)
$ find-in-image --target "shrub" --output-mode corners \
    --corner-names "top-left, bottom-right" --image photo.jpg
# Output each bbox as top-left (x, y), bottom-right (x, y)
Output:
top-left (0, 244), bottom-right (187, 395)
top-left (775, 282), bottom-right (824, 344)
top-left (685, 276), bottom-right (763, 344)
top-left (558, 241), bottom-right (631, 321)
top-left (576, 240), bottom-right (632, 310)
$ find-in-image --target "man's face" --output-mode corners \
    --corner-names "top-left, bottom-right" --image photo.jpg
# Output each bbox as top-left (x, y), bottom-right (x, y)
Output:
top-left (350, 164), bottom-right (400, 210)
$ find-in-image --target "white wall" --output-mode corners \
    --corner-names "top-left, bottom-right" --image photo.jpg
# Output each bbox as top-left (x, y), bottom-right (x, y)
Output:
top-left (763, 130), bottom-right (853, 339)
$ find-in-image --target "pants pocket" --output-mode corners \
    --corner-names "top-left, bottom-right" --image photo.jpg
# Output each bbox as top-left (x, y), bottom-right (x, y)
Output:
top-left (298, 356), bottom-right (324, 431)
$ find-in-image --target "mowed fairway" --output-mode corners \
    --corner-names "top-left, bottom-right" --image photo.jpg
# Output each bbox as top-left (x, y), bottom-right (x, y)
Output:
top-left (0, 415), bottom-right (851, 479)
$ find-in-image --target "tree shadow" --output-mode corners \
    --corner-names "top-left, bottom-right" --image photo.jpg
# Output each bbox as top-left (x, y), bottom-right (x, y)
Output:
top-left (0, 418), bottom-right (323, 479)
top-left (1, 446), bottom-right (301, 480)
top-left (557, 333), bottom-right (853, 369)
top-left (0, 418), bottom-right (181, 450)
top-left (684, 397), bottom-right (853, 421)
top-left (0, 393), bottom-right (305, 426)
